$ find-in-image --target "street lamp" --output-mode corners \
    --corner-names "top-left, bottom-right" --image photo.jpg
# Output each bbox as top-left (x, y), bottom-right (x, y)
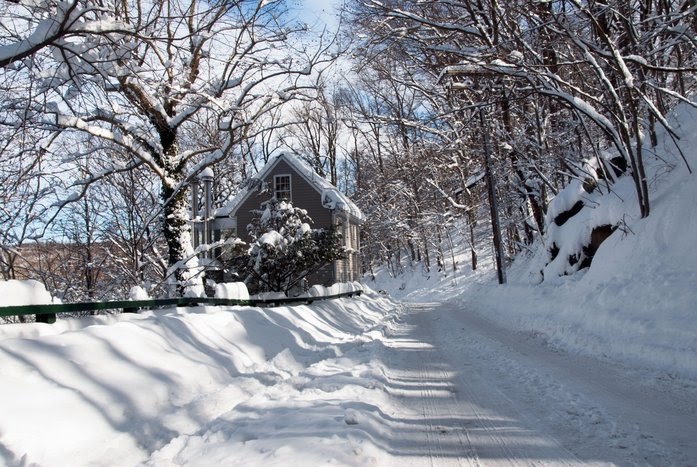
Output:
top-left (199, 167), bottom-right (214, 260)
top-left (190, 167), bottom-right (214, 260)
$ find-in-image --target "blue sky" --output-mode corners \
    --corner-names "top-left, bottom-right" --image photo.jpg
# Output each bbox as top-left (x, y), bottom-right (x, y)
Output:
top-left (296, 0), bottom-right (341, 30)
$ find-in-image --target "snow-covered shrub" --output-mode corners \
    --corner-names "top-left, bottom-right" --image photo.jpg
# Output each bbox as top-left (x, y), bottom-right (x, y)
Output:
top-left (307, 285), bottom-right (328, 298)
top-left (128, 286), bottom-right (150, 301)
top-left (0, 279), bottom-right (58, 324)
top-left (251, 291), bottom-right (287, 301)
top-left (305, 282), bottom-right (362, 298)
top-left (214, 282), bottom-right (250, 301)
top-left (327, 283), bottom-right (344, 295)
top-left (325, 282), bottom-right (363, 296)
top-left (226, 198), bottom-right (346, 296)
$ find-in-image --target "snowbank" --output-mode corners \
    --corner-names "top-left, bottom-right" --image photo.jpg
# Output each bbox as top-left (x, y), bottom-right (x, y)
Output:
top-left (0, 296), bottom-right (393, 466)
top-left (372, 101), bottom-right (697, 380)
top-left (306, 282), bottom-right (363, 298)
top-left (0, 279), bottom-right (56, 306)
top-left (214, 282), bottom-right (250, 300)
top-left (490, 101), bottom-right (697, 378)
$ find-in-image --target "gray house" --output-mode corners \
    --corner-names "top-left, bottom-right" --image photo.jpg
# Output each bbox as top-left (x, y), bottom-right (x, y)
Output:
top-left (192, 153), bottom-right (364, 286)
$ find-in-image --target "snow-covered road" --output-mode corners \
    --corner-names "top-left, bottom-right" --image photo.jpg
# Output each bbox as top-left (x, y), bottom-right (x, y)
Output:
top-left (381, 301), bottom-right (697, 465)
top-left (377, 302), bottom-right (579, 465)
top-left (1, 295), bottom-right (695, 466)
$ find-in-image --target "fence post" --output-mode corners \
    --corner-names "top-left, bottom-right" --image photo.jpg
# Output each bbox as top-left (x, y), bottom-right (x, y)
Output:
top-left (35, 313), bottom-right (56, 324)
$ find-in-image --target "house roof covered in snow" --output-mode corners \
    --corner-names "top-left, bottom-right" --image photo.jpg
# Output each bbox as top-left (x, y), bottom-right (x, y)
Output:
top-left (216, 153), bottom-right (365, 222)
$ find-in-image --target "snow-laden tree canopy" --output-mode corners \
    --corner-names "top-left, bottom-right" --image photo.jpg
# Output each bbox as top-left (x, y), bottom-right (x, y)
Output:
top-left (1, 0), bottom-right (336, 294)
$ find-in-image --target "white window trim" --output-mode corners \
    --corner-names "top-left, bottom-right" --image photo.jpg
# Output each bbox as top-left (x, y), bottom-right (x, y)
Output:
top-left (274, 174), bottom-right (292, 201)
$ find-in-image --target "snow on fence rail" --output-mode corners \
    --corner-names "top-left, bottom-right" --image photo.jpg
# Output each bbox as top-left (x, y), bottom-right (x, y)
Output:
top-left (0, 290), bottom-right (363, 323)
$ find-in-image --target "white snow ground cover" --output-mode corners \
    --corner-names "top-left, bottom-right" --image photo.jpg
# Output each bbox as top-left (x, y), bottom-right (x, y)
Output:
top-left (0, 106), bottom-right (695, 466)
top-left (0, 297), bottom-right (398, 466)
top-left (381, 101), bottom-right (697, 382)
top-left (0, 280), bottom-right (57, 306)
top-left (1, 290), bottom-right (695, 465)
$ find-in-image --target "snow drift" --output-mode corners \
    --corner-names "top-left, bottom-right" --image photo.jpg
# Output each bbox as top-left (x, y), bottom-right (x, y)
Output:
top-left (0, 279), bottom-right (58, 306)
top-left (373, 101), bottom-right (697, 380)
top-left (0, 295), bottom-right (395, 466)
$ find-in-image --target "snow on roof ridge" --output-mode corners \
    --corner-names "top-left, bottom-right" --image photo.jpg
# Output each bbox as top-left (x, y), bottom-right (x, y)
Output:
top-left (280, 153), bottom-right (365, 221)
top-left (216, 152), bottom-right (364, 221)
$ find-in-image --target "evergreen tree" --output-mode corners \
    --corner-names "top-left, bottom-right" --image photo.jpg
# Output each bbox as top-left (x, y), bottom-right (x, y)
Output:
top-left (230, 198), bottom-right (346, 295)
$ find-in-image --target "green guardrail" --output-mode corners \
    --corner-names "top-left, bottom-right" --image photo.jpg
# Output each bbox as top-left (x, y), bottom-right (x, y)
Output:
top-left (0, 291), bottom-right (362, 323)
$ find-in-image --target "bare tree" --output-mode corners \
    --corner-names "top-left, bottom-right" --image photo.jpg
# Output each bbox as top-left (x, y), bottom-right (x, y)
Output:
top-left (283, 81), bottom-right (342, 185)
top-left (97, 162), bottom-right (166, 297)
top-left (2, 0), bottom-right (336, 294)
top-left (0, 0), bottom-right (130, 68)
top-left (343, 0), bottom-right (696, 280)
top-left (0, 125), bottom-right (57, 281)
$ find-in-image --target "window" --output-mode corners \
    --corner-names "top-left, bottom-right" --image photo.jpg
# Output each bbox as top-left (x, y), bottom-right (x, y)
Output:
top-left (274, 174), bottom-right (291, 201)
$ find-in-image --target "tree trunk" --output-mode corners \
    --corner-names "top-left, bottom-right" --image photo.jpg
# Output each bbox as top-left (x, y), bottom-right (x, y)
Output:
top-left (481, 108), bottom-right (506, 284)
top-left (162, 181), bottom-right (191, 290)
top-left (159, 132), bottom-right (202, 296)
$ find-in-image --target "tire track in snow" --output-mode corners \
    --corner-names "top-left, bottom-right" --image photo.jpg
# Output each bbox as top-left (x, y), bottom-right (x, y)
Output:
top-left (377, 302), bottom-right (581, 466)
top-left (416, 358), bottom-right (474, 465)
top-left (376, 302), bottom-right (478, 466)
top-left (415, 299), bottom-right (697, 465)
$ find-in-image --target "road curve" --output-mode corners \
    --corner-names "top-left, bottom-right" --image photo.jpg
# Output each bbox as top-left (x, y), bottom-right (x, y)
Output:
top-left (376, 301), bottom-right (697, 466)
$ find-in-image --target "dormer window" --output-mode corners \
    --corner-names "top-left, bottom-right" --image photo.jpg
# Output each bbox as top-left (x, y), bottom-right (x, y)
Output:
top-left (274, 174), bottom-right (291, 201)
